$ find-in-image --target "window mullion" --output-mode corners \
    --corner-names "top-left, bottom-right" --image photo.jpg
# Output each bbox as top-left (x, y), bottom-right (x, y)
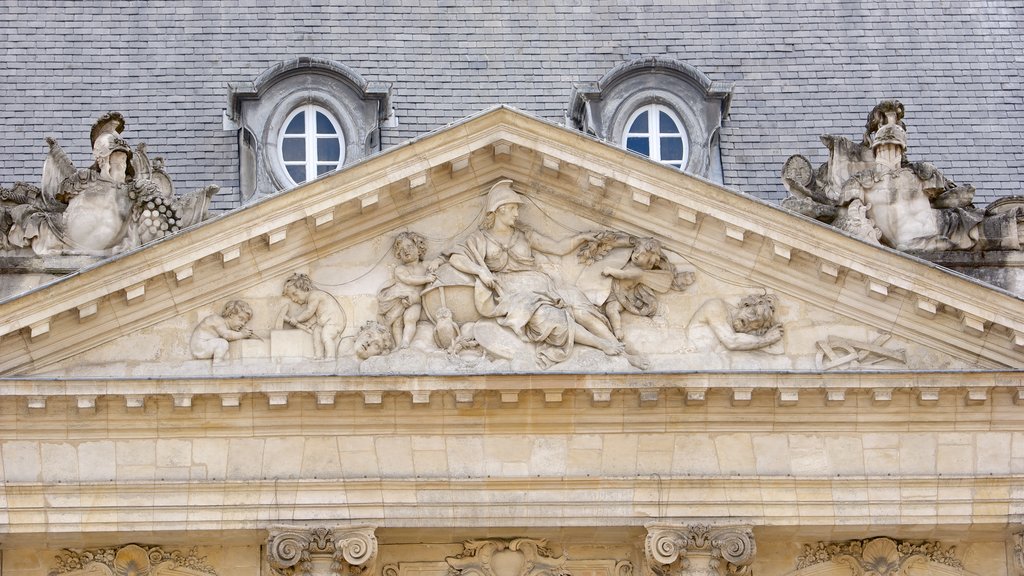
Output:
top-left (305, 105), bottom-right (317, 181)
top-left (649, 105), bottom-right (661, 162)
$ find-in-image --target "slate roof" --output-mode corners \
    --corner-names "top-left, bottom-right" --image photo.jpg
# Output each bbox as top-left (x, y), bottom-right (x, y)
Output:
top-left (1, 0), bottom-right (1022, 211)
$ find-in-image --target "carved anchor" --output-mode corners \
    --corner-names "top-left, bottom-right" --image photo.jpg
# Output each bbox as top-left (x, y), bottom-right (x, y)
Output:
top-left (815, 333), bottom-right (906, 370)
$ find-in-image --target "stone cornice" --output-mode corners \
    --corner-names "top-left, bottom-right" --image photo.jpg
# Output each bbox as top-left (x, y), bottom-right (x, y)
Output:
top-left (0, 371), bottom-right (1022, 412)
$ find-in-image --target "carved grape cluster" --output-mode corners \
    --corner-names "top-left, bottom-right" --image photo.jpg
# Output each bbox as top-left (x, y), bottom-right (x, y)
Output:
top-left (130, 185), bottom-right (183, 242)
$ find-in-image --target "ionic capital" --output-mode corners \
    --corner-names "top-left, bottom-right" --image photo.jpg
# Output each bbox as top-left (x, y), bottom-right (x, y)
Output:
top-left (267, 525), bottom-right (378, 576)
top-left (644, 524), bottom-right (755, 576)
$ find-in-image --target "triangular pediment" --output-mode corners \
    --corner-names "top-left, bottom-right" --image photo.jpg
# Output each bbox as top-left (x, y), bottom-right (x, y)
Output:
top-left (2, 106), bottom-right (1024, 379)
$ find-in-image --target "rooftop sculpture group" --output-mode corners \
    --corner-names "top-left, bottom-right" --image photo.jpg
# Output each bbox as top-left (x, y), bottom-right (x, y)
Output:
top-left (0, 112), bottom-right (219, 256)
top-left (782, 100), bottom-right (1024, 252)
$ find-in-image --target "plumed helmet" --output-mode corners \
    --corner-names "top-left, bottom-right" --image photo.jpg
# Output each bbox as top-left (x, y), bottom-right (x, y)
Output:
top-left (871, 121), bottom-right (907, 151)
top-left (485, 179), bottom-right (524, 213)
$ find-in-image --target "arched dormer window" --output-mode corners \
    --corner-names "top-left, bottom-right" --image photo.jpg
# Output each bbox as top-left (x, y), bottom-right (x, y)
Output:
top-left (623, 104), bottom-right (688, 169)
top-left (228, 57), bottom-right (391, 201)
top-left (278, 104), bottom-right (345, 185)
top-left (568, 57), bottom-right (732, 183)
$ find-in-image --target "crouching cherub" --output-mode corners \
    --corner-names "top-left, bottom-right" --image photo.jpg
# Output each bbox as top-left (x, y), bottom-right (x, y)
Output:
top-left (377, 231), bottom-right (439, 349)
top-left (190, 300), bottom-right (257, 363)
top-left (282, 272), bottom-right (347, 360)
top-left (601, 237), bottom-right (695, 339)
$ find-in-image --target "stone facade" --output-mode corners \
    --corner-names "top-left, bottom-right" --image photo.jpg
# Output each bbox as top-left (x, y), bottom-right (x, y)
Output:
top-left (0, 107), bottom-right (1021, 576)
top-left (1, 4), bottom-right (1024, 576)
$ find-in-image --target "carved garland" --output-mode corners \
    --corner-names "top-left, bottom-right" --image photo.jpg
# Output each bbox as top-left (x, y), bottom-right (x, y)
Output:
top-left (795, 537), bottom-right (962, 573)
top-left (645, 524), bottom-right (755, 576)
top-left (51, 544), bottom-right (216, 576)
top-left (267, 525), bottom-right (378, 576)
top-left (446, 538), bottom-right (570, 576)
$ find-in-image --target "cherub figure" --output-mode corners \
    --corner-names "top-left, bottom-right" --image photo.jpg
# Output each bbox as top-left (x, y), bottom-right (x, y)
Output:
top-left (601, 237), bottom-right (695, 339)
top-left (377, 231), bottom-right (438, 349)
top-left (190, 300), bottom-right (256, 363)
top-left (354, 320), bottom-right (396, 360)
top-left (282, 272), bottom-right (346, 360)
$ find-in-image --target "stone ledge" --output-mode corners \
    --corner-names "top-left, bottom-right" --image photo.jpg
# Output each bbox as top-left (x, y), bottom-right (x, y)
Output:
top-left (0, 475), bottom-right (1018, 536)
top-left (2, 371), bottom-right (1022, 411)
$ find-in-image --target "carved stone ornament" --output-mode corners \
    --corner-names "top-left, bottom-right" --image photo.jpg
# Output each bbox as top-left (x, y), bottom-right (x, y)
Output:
top-left (446, 538), bottom-right (570, 576)
top-left (1013, 532), bottom-right (1023, 576)
top-left (814, 333), bottom-right (906, 370)
top-left (50, 544), bottom-right (217, 576)
top-left (644, 524), bottom-right (755, 576)
top-left (685, 293), bottom-right (783, 353)
top-left (781, 99), bottom-right (1024, 253)
top-left (795, 537), bottom-right (963, 575)
top-left (0, 112), bottom-right (219, 256)
top-left (266, 525), bottom-right (377, 576)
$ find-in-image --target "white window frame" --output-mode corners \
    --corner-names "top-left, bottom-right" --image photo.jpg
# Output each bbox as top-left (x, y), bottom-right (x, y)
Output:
top-left (622, 103), bottom-right (689, 169)
top-left (277, 104), bottom-right (345, 186)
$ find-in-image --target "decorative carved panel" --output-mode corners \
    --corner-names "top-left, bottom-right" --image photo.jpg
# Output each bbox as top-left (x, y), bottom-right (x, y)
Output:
top-left (446, 538), bottom-right (569, 576)
top-left (50, 544), bottom-right (217, 576)
top-left (794, 537), bottom-right (963, 576)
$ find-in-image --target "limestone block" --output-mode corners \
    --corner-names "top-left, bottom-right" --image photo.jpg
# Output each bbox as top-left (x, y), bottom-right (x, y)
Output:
top-left (975, 432), bottom-right (1010, 474)
top-left (75, 442), bottom-right (115, 483)
top-left (636, 434), bottom-right (675, 474)
top-left (600, 434), bottom-right (639, 475)
top-left (752, 435), bottom-right (791, 475)
top-left (1, 442), bottom-right (39, 483)
top-left (192, 438), bottom-right (229, 480)
top-left (375, 436), bottom-right (415, 476)
top-left (270, 329), bottom-right (314, 358)
top-left (671, 434), bottom-right (719, 474)
top-left (824, 436), bottom-right (864, 475)
top-left (788, 435), bottom-right (828, 475)
top-left (936, 444), bottom-right (973, 475)
top-left (899, 433), bottom-right (937, 474)
top-left (529, 436), bottom-right (568, 476)
top-left (229, 337), bottom-right (270, 359)
top-left (156, 439), bottom-right (192, 468)
top-left (116, 439), bottom-right (156, 467)
top-left (713, 433), bottom-right (756, 475)
top-left (300, 437), bottom-right (343, 478)
top-left (261, 437), bottom-right (305, 479)
top-left (40, 442), bottom-right (79, 483)
top-left (445, 436), bottom-right (484, 478)
top-left (226, 438), bottom-right (266, 480)
top-left (339, 438), bottom-right (381, 478)
top-left (413, 449), bottom-right (448, 477)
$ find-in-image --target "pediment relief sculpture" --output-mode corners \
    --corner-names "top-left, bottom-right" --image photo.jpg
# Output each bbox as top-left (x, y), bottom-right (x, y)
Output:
top-left (50, 544), bottom-right (217, 576)
top-left (446, 538), bottom-right (569, 576)
top-left (25, 172), bottom-right (988, 378)
top-left (0, 112), bottom-right (219, 256)
top-left (793, 537), bottom-right (963, 576)
top-left (266, 525), bottom-right (377, 576)
top-left (782, 99), bottom-right (1024, 253)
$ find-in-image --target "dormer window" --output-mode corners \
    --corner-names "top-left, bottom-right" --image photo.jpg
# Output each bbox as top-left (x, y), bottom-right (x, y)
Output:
top-left (568, 57), bottom-right (732, 183)
top-left (279, 104), bottom-right (345, 185)
top-left (228, 57), bottom-right (391, 202)
top-left (623, 104), bottom-right (688, 169)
